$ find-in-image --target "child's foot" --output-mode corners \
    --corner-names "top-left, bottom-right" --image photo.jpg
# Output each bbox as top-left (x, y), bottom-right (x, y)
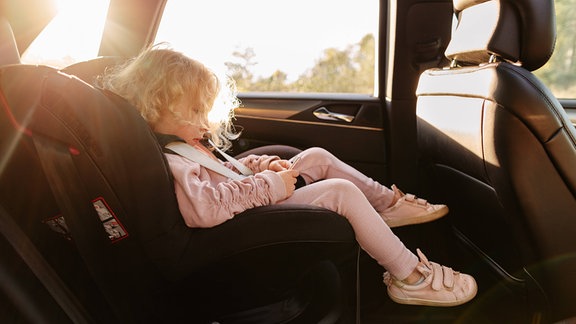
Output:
top-left (379, 185), bottom-right (448, 228)
top-left (383, 249), bottom-right (477, 307)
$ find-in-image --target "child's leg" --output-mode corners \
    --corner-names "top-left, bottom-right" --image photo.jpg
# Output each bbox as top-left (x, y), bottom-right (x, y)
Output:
top-left (293, 147), bottom-right (448, 229)
top-left (294, 147), bottom-right (393, 212)
top-left (280, 178), bottom-right (478, 307)
top-left (280, 178), bottom-right (418, 280)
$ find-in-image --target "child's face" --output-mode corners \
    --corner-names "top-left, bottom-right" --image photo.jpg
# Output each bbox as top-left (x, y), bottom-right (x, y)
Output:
top-left (154, 99), bottom-right (211, 145)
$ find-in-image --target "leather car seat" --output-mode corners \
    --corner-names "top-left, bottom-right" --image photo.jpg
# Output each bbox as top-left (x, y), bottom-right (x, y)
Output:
top-left (0, 63), bottom-right (359, 323)
top-left (415, 0), bottom-right (576, 322)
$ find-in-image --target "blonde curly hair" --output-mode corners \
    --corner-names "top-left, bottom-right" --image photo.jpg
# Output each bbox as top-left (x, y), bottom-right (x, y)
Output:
top-left (99, 44), bottom-right (240, 150)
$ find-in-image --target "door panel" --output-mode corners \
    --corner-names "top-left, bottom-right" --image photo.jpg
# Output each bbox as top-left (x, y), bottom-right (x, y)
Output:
top-left (231, 96), bottom-right (388, 183)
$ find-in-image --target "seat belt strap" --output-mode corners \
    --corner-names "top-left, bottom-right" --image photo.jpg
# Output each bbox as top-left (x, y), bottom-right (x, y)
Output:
top-left (206, 138), bottom-right (254, 176)
top-left (165, 141), bottom-right (248, 181)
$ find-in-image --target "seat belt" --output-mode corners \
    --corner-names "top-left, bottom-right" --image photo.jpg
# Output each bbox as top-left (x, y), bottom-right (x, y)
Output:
top-left (165, 141), bottom-right (252, 181)
top-left (206, 138), bottom-right (254, 176)
top-left (0, 203), bottom-right (94, 324)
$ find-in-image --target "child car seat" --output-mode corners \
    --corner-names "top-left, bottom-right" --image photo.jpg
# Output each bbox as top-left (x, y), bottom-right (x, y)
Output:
top-left (0, 63), bottom-right (359, 323)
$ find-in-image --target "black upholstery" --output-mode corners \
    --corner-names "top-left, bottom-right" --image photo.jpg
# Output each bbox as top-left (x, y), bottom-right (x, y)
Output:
top-left (0, 64), bottom-right (358, 323)
top-left (416, 0), bottom-right (576, 322)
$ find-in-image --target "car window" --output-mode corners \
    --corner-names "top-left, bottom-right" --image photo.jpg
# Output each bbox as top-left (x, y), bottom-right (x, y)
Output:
top-left (154, 0), bottom-right (379, 95)
top-left (20, 0), bottom-right (111, 68)
top-left (533, 0), bottom-right (576, 99)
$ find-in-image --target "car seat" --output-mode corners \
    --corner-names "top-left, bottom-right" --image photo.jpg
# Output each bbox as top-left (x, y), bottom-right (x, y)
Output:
top-left (0, 62), bottom-right (360, 323)
top-left (415, 0), bottom-right (576, 322)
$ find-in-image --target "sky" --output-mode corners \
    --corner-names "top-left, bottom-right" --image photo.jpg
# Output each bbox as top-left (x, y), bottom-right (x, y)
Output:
top-left (155, 0), bottom-right (379, 80)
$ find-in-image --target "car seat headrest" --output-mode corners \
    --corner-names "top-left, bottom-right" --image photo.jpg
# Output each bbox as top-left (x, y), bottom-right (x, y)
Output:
top-left (61, 56), bottom-right (128, 84)
top-left (445, 0), bottom-right (556, 71)
top-left (0, 18), bottom-right (20, 65)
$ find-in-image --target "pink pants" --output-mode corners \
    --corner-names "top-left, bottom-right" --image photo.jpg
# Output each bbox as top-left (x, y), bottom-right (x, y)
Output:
top-left (279, 147), bottom-right (419, 280)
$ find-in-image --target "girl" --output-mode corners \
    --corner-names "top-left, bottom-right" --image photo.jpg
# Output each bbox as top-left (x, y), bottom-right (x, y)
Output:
top-left (100, 46), bottom-right (477, 307)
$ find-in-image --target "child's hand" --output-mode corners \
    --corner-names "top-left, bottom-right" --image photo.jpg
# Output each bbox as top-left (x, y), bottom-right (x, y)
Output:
top-left (277, 169), bottom-right (299, 198)
top-left (269, 159), bottom-right (291, 171)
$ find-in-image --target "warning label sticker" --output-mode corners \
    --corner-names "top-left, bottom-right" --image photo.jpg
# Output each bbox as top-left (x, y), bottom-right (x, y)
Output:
top-left (92, 197), bottom-right (128, 242)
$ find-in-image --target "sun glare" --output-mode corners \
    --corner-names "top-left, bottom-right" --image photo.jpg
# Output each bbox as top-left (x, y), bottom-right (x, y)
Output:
top-left (208, 74), bottom-right (240, 124)
top-left (21, 0), bottom-right (110, 68)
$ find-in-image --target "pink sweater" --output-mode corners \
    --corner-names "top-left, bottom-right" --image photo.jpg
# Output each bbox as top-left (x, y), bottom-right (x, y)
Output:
top-left (165, 153), bottom-right (287, 228)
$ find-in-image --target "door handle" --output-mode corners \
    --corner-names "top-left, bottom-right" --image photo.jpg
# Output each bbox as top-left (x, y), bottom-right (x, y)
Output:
top-left (313, 107), bottom-right (355, 123)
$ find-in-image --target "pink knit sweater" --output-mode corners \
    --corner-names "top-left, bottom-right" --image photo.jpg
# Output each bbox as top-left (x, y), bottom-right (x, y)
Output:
top-left (165, 153), bottom-right (286, 228)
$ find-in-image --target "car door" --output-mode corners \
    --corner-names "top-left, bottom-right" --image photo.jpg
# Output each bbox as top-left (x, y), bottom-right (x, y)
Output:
top-left (234, 95), bottom-right (388, 182)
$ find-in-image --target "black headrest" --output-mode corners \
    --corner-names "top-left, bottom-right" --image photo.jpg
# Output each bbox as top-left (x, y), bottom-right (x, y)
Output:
top-left (446, 0), bottom-right (556, 71)
top-left (0, 17), bottom-right (20, 65)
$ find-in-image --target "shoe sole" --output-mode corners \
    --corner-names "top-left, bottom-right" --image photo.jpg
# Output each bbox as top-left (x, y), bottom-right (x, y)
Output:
top-left (387, 279), bottom-right (478, 307)
top-left (385, 205), bottom-right (449, 228)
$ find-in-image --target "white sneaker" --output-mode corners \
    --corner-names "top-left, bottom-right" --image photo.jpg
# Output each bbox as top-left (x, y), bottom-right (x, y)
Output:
top-left (379, 185), bottom-right (448, 228)
top-left (384, 249), bottom-right (477, 307)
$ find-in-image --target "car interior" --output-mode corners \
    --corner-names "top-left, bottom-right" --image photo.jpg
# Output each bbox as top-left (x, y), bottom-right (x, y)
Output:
top-left (1, 0), bottom-right (575, 323)
top-left (416, 0), bottom-right (576, 321)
